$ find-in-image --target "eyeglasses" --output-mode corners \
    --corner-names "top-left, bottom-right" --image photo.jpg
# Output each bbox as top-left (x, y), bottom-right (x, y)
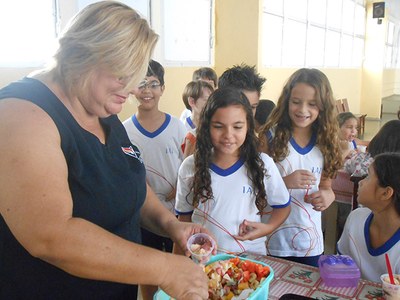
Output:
top-left (138, 81), bottom-right (162, 91)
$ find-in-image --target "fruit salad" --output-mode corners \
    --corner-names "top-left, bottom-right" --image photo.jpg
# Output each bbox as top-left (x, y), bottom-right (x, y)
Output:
top-left (204, 257), bottom-right (270, 300)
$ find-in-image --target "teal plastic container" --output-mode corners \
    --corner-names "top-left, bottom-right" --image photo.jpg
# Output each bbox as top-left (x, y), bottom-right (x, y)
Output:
top-left (154, 254), bottom-right (274, 300)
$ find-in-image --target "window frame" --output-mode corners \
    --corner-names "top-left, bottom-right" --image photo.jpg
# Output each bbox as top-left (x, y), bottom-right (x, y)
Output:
top-left (0, 0), bottom-right (214, 68)
top-left (262, 0), bottom-right (366, 68)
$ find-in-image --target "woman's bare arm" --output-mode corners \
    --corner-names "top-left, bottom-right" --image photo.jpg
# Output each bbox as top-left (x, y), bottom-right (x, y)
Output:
top-left (0, 100), bottom-right (208, 299)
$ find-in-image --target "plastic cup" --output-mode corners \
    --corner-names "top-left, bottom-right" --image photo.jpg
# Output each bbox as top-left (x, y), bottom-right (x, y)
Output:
top-left (381, 274), bottom-right (400, 300)
top-left (357, 145), bottom-right (367, 153)
top-left (186, 233), bottom-right (215, 264)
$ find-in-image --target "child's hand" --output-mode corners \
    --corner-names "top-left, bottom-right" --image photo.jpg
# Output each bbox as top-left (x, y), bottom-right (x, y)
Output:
top-left (283, 169), bottom-right (316, 189)
top-left (234, 219), bottom-right (273, 241)
top-left (304, 187), bottom-right (335, 211)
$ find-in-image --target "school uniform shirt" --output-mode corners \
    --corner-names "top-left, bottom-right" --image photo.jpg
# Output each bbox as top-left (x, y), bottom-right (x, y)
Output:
top-left (265, 130), bottom-right (324, 257)
top-left (337, 207), bottom-right (400, 282)
top-left (179, 108), bottom-right (192, 124)
top-left (349, 139), bottom-right (357, 150)
top-left (123, 113), bottom-right (186, 212)
top-left (175, 153), bottom-right (290, 255)
top-left (183, 115), bottom-right (196, 132)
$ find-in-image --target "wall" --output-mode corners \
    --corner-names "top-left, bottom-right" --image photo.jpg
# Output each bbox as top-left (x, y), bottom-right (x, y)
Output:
top-left (383, 69), bottom-right (400, 97)
top-left (214, 0), bottom-right (260, 75)
top-left (0, 0), bottom-right (398, 121)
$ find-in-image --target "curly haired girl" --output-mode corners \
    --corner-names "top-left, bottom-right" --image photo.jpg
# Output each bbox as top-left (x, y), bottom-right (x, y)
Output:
top-left (258, 68), bottom-right (342, 266)
top-left (175, 87), bottom-right (291, 255)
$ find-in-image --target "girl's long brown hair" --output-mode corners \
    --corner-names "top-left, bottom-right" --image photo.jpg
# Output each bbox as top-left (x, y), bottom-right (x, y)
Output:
top-left (259, 68), bottom-right (342, 178)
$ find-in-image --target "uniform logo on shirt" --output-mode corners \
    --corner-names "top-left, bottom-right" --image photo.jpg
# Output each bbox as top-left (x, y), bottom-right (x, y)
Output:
top-left (121, 146), bottom-right (143, 163)
top-left (165, 147), bottom-right (175, 154)
top-left (311, 166), bottom-right (322, 175)
top-left (242, 185), bottom-right (253, 194)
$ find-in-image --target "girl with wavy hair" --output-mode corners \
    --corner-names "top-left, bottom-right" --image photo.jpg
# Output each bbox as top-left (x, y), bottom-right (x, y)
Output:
top-left (259, 68), bottom-right (342, 266)
top-left (175, 87), bottom-right (290, 255)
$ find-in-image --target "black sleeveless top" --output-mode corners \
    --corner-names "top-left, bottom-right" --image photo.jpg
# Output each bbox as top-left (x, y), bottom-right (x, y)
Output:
top-left (0, 78), bottom-right (146, 299)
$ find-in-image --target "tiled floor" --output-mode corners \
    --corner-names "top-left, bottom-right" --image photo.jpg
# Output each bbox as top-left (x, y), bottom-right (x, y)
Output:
top-left (361, 112), bottom-right (398, 141)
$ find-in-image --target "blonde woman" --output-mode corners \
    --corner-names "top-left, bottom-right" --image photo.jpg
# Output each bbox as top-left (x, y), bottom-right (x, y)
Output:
top-left (0, 2), bottom-right (211, 299)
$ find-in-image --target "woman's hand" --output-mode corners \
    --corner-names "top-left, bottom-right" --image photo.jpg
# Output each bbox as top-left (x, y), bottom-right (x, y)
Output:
top-left (167, 221), bottom-right (217, 257)
top-left (283, 169), bottom-right (316, 189)
top-left (159, 253), bottom-right (209, 300)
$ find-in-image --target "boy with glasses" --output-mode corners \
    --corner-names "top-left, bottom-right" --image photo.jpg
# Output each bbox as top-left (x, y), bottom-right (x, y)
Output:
top-left (123, 60), bottom-right (186, 300)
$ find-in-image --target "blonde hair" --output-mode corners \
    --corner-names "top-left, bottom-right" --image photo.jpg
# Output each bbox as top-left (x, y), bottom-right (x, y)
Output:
top-left (52, 1), bottom-right (158, 99)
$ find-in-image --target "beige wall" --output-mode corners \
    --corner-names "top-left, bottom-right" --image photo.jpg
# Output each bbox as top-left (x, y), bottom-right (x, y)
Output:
top-left (214, 0), bottom-right (260, 75)
top-left (1, 0), bottom-right (398, 121)
top-left (383, 69), bottom-right (400, 97)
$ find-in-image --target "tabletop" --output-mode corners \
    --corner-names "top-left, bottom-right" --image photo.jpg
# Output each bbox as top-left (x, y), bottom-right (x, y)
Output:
top-left (240, 253), bottom-right (384, 300)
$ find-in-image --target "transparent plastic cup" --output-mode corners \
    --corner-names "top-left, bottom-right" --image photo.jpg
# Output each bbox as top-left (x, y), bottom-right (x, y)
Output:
top-left (186, 233), bottom-right (215, 264)
top-left (381, 274), bottom-right (400, 300)
top-left (357, 145), bottom-right (367, 153)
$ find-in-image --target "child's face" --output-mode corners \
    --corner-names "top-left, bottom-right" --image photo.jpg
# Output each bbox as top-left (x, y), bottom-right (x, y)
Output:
top-left (340, 118), bottom-right (358, 141)
top-left (242, 90), bottom-right (260, 117)
top-left (132, 75), bottom-right (164, 111)
top-left (288, 83), bottom-right (320, 132)
top-left (210, 105), bottom-right (248, 159)
top-left (190, 87), bottom-right (212, 117)
top-left (358, 165), bottom-right (381, 209)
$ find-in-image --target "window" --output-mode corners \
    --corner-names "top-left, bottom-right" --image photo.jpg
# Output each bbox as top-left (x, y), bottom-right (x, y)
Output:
top-left (152, 0), bottom-right (213, 66)
top-left (78, 0), bottom-right (150, 17)
top-left (384, 21), bottom-right (399, 69)
top-left (0, 0), bottom-right (213, 68)
top-left (262, 0), bottom-right (366, 68)
top-left (0, 0), bottom-right (57, 67)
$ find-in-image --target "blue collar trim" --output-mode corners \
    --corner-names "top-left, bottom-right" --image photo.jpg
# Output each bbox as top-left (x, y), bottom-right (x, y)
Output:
top-left (290, 132), bottom-right (317, 155)
top-left (132, 113), bottom-right (171, 138)
top-left (186, 116), bottom-right (196, 129)
top-left (364, 212), bottom-right (400, 256)
top-left (210, 159), bottom-right (244, 176)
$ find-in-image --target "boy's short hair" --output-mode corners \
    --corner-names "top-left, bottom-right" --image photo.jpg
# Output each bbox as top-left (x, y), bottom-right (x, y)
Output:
top-left (192, 67), bottom-right (218, 87)
top-left (147, 60), bottom-right (165, 85)
top-left (218, 64), bottom-right (266, 94)
top-left (182, 80), bottom-right (214, 111)
top-left (255, 99), bottom-right (276, 126)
